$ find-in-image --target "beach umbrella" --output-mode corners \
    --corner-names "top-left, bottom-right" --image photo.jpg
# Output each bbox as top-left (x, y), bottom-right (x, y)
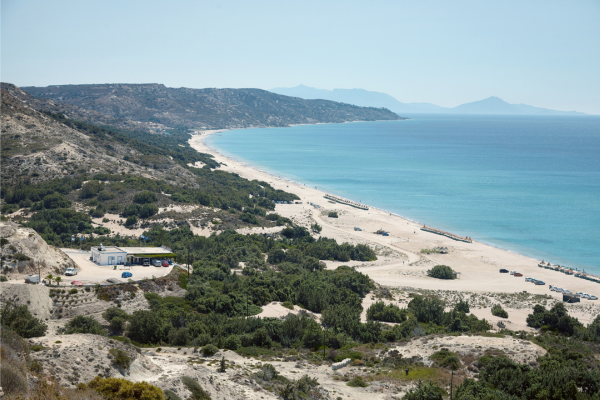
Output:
top-left (71, 280), bottom-right (84, 286)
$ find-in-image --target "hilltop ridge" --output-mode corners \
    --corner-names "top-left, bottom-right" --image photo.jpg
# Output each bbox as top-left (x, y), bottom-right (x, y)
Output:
top-left (22, 83), bottom-right (403, 130)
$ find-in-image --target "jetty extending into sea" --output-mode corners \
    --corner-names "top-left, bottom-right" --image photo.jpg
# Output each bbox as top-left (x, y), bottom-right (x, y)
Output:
top-left (420, 225), bottom-right (472, 243)
top-left (323, 194), bottom-right (369, 210)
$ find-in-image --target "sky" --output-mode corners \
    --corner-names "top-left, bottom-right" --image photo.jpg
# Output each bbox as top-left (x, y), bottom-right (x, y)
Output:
top-left (2, 0), bottom-right (599, 113)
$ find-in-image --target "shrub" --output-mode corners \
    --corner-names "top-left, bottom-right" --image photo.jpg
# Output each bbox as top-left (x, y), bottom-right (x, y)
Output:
top-left (258, 363), bottom-right (278, 381)
top-left (0, 363), bottom-right (28, 395)
top-left (164, 389), bottom-right (182, 400)
top-left (125, 216), bottom-right (138, 226)
top-left (133, 191), bottom-right (158, 204)
top-left (13, 252), bottom-right (31, 261)
top-left (404, 380), bottom-right (444, 400)
top-left (108, 348), bottom-right (131, 370)
top-left (328, 211), bottom-right (338, 218)
top-left (110, 317), bottom-right (127, 332)
top-left (97, 191), bottom-right (115, 201)
top-left (366, 301), bottom-right (407, 323)
top-left (0, 275), bottom-right (7, 282)
top-left (282, 301), bottom-right (294, 310)
top-left (454, 299), bottom-right (470, 313)
top-left (69, 288), bottom-right (78, 294)
top-left (431, 348), bottom-right (461, 370)
top-left (202, 344), bottom-right (218, 356)
top-left (139, 204), bottom-right (158, 219)
top-left (181, 376), bottom-right (211, 400)
top-left (224, 335), bottom-right (241, 351)
top-left (0, 303), bottom-right (48, 338)
top-left (346, 376), bottom-right (368, 387)
top-left (64, 315), bottom-right (107, 336)
top-left (427, 265), bottom-right (455, 280)
top-left (87, 376), bottom-right (164, 400)
top-left (103, 307), bottom-right (129, 323)
top-left (491, 304), bottom-right (508, 319)
top-left (94, 226), bottom-right (111, 235)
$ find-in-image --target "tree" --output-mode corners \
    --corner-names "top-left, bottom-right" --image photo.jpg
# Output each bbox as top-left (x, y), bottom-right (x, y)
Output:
top-left (218, 357), bottom-right (227, 372)
top-left (127, 310), bottom-right (171, 344)
top-left (427, 265), bottom-right (455, 280)
top-left (311, 223), bottom-right (322, 233)
top-left (54, 276), bottom-right (62, 286)
top-left (65, 316), bottom-right (107, 336)
top-left (0, 303), bottom-right (48, 338)
top-left (133, 191), bottom-right (158, 204)
top-left (491, 304), bottom-right (508, 319)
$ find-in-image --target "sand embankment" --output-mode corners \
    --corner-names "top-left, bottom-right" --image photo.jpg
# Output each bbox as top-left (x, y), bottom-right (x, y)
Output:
top-left (189, 130), bottom-right (600, 325)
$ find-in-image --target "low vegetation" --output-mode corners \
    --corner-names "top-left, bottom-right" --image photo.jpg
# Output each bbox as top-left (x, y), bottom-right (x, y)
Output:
top-left (491, 304), bottom-right (508, 318)
top-left (427, 265), bottom-right (455, 280)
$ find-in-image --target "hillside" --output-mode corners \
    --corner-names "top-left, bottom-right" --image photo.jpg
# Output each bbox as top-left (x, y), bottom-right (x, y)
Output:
top-left (22, 83), bottom-right (402, 130)
top-left (1, 84), bottom-right (302, 246)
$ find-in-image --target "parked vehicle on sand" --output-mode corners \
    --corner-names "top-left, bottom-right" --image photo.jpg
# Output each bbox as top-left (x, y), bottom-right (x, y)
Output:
top-left (162, 260), bottom-right (169, 267)
top-left (65, 268), bottom-right (78, 276)
top-left (499, 269), bottom-right (509, 273)
top-left (121, 271), bottom-right (132, 278)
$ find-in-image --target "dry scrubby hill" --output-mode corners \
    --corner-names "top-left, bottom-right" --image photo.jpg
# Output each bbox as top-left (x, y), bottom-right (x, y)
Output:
top-left (23, 83), bottom-right (403, 129)
top-left (1, 84), bottom-right (198, 187)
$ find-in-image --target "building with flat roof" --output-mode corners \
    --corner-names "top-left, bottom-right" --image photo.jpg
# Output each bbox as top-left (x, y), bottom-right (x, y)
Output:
top-left (90, 245), bottom-right (176, 266)
top-left (91, 245), bottom-right (127, 266)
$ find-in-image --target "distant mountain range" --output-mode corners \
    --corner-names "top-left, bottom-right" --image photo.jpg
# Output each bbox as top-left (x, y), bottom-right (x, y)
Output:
top-left (271, 85), bottom-right (585, 116)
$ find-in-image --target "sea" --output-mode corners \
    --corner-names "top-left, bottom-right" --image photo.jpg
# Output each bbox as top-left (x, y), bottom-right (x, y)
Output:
top-left (207, 115), bottom-right (600, 274)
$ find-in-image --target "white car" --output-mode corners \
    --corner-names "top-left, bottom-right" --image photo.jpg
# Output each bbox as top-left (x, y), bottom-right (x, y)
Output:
top-left (525, 277), bottom-right (532, 282)
top-left (510, 271), bottom-right (516, 275)
top-left (589, 295), bottom-right (598, 300)
top-left (563, 289), bottom-right (572, 294)
top-left (65, 268), bottom-right (77, 276)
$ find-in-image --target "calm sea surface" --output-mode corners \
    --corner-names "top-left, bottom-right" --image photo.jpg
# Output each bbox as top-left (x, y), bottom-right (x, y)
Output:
top-left (207, 115), bottom-right (600, 273)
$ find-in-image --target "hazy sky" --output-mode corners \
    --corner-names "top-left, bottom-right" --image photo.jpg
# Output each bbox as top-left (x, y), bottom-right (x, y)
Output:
top-left (2, 0), bottom-right (599, 113)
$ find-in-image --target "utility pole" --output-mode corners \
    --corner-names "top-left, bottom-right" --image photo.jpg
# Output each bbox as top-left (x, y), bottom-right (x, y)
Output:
top-left (450, 370), bottom-right (454, 400)
top-left (323, 329), bottom-right (326, 359)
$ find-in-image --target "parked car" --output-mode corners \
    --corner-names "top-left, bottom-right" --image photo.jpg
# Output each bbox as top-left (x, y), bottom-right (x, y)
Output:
top-left (162, 260), bottom-right (169, 267)
top-left (525, 277), bottom-right (532, 282)
top-left (589, 295), bottom-right (598, 300)
top-left (534, 280), bottom-right (545, 285)
top-left (514, 273), bottom-right (523, 277)
top-left (143, 260), bottom-right (150, 267)
top-left (153, 259), bottom-right (162, 267)
top-left (510, 271), bottom-right (516, 275)
top-left (499, 269), bottom-right (509, 273)
top-left (121, 271), bottom-right (132, 278)
top-left (65, 268), bottom-right (78, 276)
top-left (563, 289), bottom-right (572, 294)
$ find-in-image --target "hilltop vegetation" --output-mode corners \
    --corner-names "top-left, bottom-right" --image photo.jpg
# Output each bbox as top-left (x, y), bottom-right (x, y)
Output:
top-left (22, 83), bottom-right (402, 130)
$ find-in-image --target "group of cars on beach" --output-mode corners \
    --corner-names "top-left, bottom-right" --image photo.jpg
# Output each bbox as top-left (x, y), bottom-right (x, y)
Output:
top-left (499, 268), bottom-right (597, 300)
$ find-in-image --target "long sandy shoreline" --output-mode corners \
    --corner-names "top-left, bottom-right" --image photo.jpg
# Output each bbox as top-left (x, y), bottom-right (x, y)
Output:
top-left (189, 128), bottom-right (600, 327)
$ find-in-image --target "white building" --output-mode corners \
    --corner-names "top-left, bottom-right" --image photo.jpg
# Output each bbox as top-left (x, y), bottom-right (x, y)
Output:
top-left (90, 244), bottom-right (127, 266)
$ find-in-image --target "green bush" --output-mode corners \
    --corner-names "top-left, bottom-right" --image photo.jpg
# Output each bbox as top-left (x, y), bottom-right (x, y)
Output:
top-left (346, 376), bottom-right (368, 387)
top-left (0, 303), bottom-right (47, 338)
top-left (224, 335), bottom-right (241, 350)
top-left (64, 315), bottom-right (107, 336)
top-left (491, 304), bottom-right (508, 319)
top-left (133, 191), bottom-right (158, 204)
top-left (108, 348), bottom-right (131, 370)
top-left (94, 226), bottom-right (111, 235)
top-left (181, 376), bottom-right (211, 400)
top-left (328, 211), bottom-right (338, 218)
top-left (0, 363), bottom-right (28, 395)
top-left (431, 348), bottom-right (461, 370)
top-left (103, 307), bottom-right (129, 323)
top-left (404, 380), bottom-right (444, 400)
top-left (0, 275), bottom-right (7, 282)
top-left (87, 376), bottom-right (164, 400)
top-left (164, 389), bottom-right (182, 400)
top-left (110, 317), bottom-right (127, 332)
top-left (427, 265), bottom-right (455, 280)
top-left (124, 216), bottom-right (138, 226)
top-left (366, 301), bottom-right (407, 323)
top-left (202, 344), bottom-right (218, 356)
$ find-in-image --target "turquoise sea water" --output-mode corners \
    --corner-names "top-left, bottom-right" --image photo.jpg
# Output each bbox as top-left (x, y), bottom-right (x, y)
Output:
top-left (207, 115), bottom-right (600, 273)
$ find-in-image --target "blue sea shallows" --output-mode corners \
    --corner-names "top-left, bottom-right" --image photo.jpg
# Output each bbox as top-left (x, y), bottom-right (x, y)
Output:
top-left (208, 115), bottom-right (600, 273)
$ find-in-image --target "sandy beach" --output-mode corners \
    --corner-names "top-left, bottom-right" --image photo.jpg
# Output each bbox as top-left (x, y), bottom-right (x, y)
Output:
top-left (189, 130), bottom-right (600, 327)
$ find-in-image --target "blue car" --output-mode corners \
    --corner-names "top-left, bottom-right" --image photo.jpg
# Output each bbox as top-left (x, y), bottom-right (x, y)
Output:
top-left (121, 271), bottom-right (132, 278)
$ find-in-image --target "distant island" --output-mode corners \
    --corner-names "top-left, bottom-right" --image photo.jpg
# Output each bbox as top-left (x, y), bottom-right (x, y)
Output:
top-left (271, 85), bottom-right (586, 116)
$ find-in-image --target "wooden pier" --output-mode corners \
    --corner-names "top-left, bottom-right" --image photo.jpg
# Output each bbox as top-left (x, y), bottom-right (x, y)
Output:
top-left (420, 225), bottom-right (472, 243)
top-left (323, 194), bottom-right (368, 210)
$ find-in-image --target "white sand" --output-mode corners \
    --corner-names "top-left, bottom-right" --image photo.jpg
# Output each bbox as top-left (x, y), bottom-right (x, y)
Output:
top-left (190, 130), bottom-right (600, 328)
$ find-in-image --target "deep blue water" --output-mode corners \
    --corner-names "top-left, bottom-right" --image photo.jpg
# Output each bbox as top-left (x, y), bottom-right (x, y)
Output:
top-left (208, 115), bottom-right (600, 273)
